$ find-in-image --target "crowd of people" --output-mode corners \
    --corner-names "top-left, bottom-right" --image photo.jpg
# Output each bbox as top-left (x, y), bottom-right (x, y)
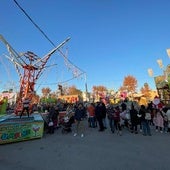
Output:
top-left (42, 98), bottom-right (170, 138)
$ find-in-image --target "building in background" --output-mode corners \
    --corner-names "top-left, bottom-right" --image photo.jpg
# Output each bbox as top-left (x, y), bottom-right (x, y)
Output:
top-left (0, 92), bottom-right (17, 105)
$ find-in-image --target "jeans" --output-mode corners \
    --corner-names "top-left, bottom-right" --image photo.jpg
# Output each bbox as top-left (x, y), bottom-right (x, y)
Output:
top-left (141, 120), bottom-right (151, 135)
top-left (131, 122), bottom-right (138, 133)
top-left (75, 120), bottom-right (85, 134)
top-left (102, 118), bottom-right (107, 128)
top-left (97, 117), bottom-right (104, 131)
top-left (114, 120), bottom-right (122, 131)
top-left (109, 119), bottom-right (115, 133)
top-left (89, 117), bottom-right (96, 128)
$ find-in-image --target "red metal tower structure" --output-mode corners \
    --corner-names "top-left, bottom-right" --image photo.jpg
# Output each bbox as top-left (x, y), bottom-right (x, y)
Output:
top-left (0, 34), bottom-right (70, 114)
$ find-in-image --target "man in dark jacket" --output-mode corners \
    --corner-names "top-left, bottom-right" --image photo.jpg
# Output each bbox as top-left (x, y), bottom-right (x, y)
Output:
top-left (130, 103), bottom-right (138, 134)
top-left (95, 100), bottom-right (106, 131)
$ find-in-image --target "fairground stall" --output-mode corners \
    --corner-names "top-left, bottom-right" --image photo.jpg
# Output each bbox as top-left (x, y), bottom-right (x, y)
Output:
top-left (0, 34), bottom-right (70, 144)
top-left (0, 114), bottom-right (44, 144)
top-left (154, 74), bottom-right (170, 106)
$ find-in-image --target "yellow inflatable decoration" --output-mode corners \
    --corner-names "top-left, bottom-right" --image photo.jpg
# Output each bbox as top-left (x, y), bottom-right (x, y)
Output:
top-left (0, 97), bottom-right (8, 115)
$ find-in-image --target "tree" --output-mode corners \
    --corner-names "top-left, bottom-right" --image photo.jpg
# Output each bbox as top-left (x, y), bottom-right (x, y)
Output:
top-left (68, 85), bottom-right (82, 96)
top-left (92, 85), bottom-right (107, 101)
top-left (140, 83), bottom-right (151, 101)
top-left (120, 75), bottom-right (137, 93)
top-left (41, 87), bottom-right (51, 97)
top-left (92, 86), bottom-right (107, 92)
top-left (50, 92), bottom-right (57, 99)
top-left (32, 93), bottom-right (40, 104)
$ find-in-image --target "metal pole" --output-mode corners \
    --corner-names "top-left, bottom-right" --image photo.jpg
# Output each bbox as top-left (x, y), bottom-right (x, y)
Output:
top-left (84, 73), bottom-right (88, 101)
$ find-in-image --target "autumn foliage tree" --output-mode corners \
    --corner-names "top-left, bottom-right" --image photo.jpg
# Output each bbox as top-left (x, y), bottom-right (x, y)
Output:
top-left (32, 94), bottom-right (40, 104)
top-left (41, 87), bottom-right (51, 97)
top-left (40, 87), bottom-right (57, 103)
top-left (140, 83), bottom-right (151, 101)
top-left (92, 85), bottom-right (107, 100)
top-left (120, 75), bottom-right (137, 93)
top-left (68, 85), bottom-right (82, 96)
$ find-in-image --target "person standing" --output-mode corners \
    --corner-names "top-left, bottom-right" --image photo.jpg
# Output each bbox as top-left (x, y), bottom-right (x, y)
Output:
top-left (153, 109), bottom-right (164, 133)
top-left (139, 105), bottom-right (151, 136)
top-left (106, 104), bottom-right (115, 133)
top-left (73, 103), bottom-right (86, 137)
top-left (87, 103), bottom-right (96, 128)
top-left (45, 104), bottom-right (56, 134)
top-left (113, 106), bottom-right (122, 136)
top-left (20, 97), bottom-right (30, 118)
top-left (130, 103), bottom-right (138, 134)
top-left (95, 99), bottom-right (106, 132)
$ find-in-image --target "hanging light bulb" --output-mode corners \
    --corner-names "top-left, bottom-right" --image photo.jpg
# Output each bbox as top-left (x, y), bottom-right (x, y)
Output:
top-left (166, 49), bottom-right (170, 58)
top-left (163, 70), bottom-right (168, 82)
top-left (157, 59), bottom-right (163, 69)
top-left (148, 68), bottom-right (153, 77)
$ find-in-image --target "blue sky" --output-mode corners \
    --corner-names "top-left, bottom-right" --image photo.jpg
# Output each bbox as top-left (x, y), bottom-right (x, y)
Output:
top-left (1, 0), bottom-right (170, 94)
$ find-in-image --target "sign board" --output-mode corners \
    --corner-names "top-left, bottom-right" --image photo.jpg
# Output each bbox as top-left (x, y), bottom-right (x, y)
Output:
top-left (58, 95), bottom-right (79, 103)
top-left (0, 115), bottom-right (44, 144)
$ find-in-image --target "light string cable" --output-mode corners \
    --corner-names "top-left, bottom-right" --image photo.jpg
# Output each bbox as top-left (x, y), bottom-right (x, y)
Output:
top-left (13, 0), bottom-right (86, 81)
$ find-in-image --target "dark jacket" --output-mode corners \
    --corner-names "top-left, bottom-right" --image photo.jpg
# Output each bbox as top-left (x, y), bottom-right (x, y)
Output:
top-left (95, 102), bottom-right (106, 119)
top-left (74, 107), bottom-right (86, 121)
top-left (139, 107), bottom-right (147, 122)
top-left (130, 108), bottom-right (138, 124)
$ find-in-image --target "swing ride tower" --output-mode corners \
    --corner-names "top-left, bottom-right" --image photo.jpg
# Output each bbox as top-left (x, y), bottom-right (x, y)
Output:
top-left (0, 34), bottom-right (70, 114)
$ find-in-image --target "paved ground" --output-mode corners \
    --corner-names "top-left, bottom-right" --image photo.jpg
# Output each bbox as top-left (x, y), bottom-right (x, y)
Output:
top-left (0, 122), bottom-right (170, 170)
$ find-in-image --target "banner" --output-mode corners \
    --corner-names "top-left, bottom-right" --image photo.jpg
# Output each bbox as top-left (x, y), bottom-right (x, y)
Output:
top-left (0, 120), bottom-right (44, 144)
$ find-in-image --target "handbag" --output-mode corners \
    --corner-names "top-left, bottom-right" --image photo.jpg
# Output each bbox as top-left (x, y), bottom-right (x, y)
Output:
top-left (145, 113), bottom-right (151, 120)
top-left (48, 121), bottom-right (54, 126)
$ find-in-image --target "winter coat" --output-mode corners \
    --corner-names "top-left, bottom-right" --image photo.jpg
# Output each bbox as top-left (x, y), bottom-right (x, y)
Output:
top-left (74, 107), bottom-right (86, 121)
top-left (106, 106), bottom-right (115, 119)
top-left (95, 102), bottom-right (106, 119)
top-left (87, 105), bottom-right (95, 117)
top-left (166, 109), bottom-right (170, 121)
top-left (153, 112), bottom-right (164, 128)
top-left (130, 108), bottom-right (138, 124)
top-left (139, 108), bottom-right (146, 122)
top-left (113, 110), bottom-right (120, 121)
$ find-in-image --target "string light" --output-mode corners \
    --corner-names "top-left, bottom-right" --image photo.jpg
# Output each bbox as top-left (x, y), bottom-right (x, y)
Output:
top-left (13, 0), bottom-right (86, 84)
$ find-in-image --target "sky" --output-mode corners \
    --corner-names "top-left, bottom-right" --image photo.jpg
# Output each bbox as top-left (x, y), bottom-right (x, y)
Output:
top-left (1, 0), bottom-right (170, 94)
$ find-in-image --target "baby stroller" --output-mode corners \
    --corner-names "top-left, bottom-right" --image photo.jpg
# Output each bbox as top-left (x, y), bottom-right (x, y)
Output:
top-left (61, 114), bottom-right (75, 134)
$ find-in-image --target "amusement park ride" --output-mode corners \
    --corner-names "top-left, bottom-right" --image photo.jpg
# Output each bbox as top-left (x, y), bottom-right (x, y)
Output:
top-left (0, 34), bottom-right (70, 114)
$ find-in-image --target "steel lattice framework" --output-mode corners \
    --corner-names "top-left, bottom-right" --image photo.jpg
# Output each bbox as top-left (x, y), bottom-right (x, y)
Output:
top-left (0, 34), bottom-right (70, 114)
